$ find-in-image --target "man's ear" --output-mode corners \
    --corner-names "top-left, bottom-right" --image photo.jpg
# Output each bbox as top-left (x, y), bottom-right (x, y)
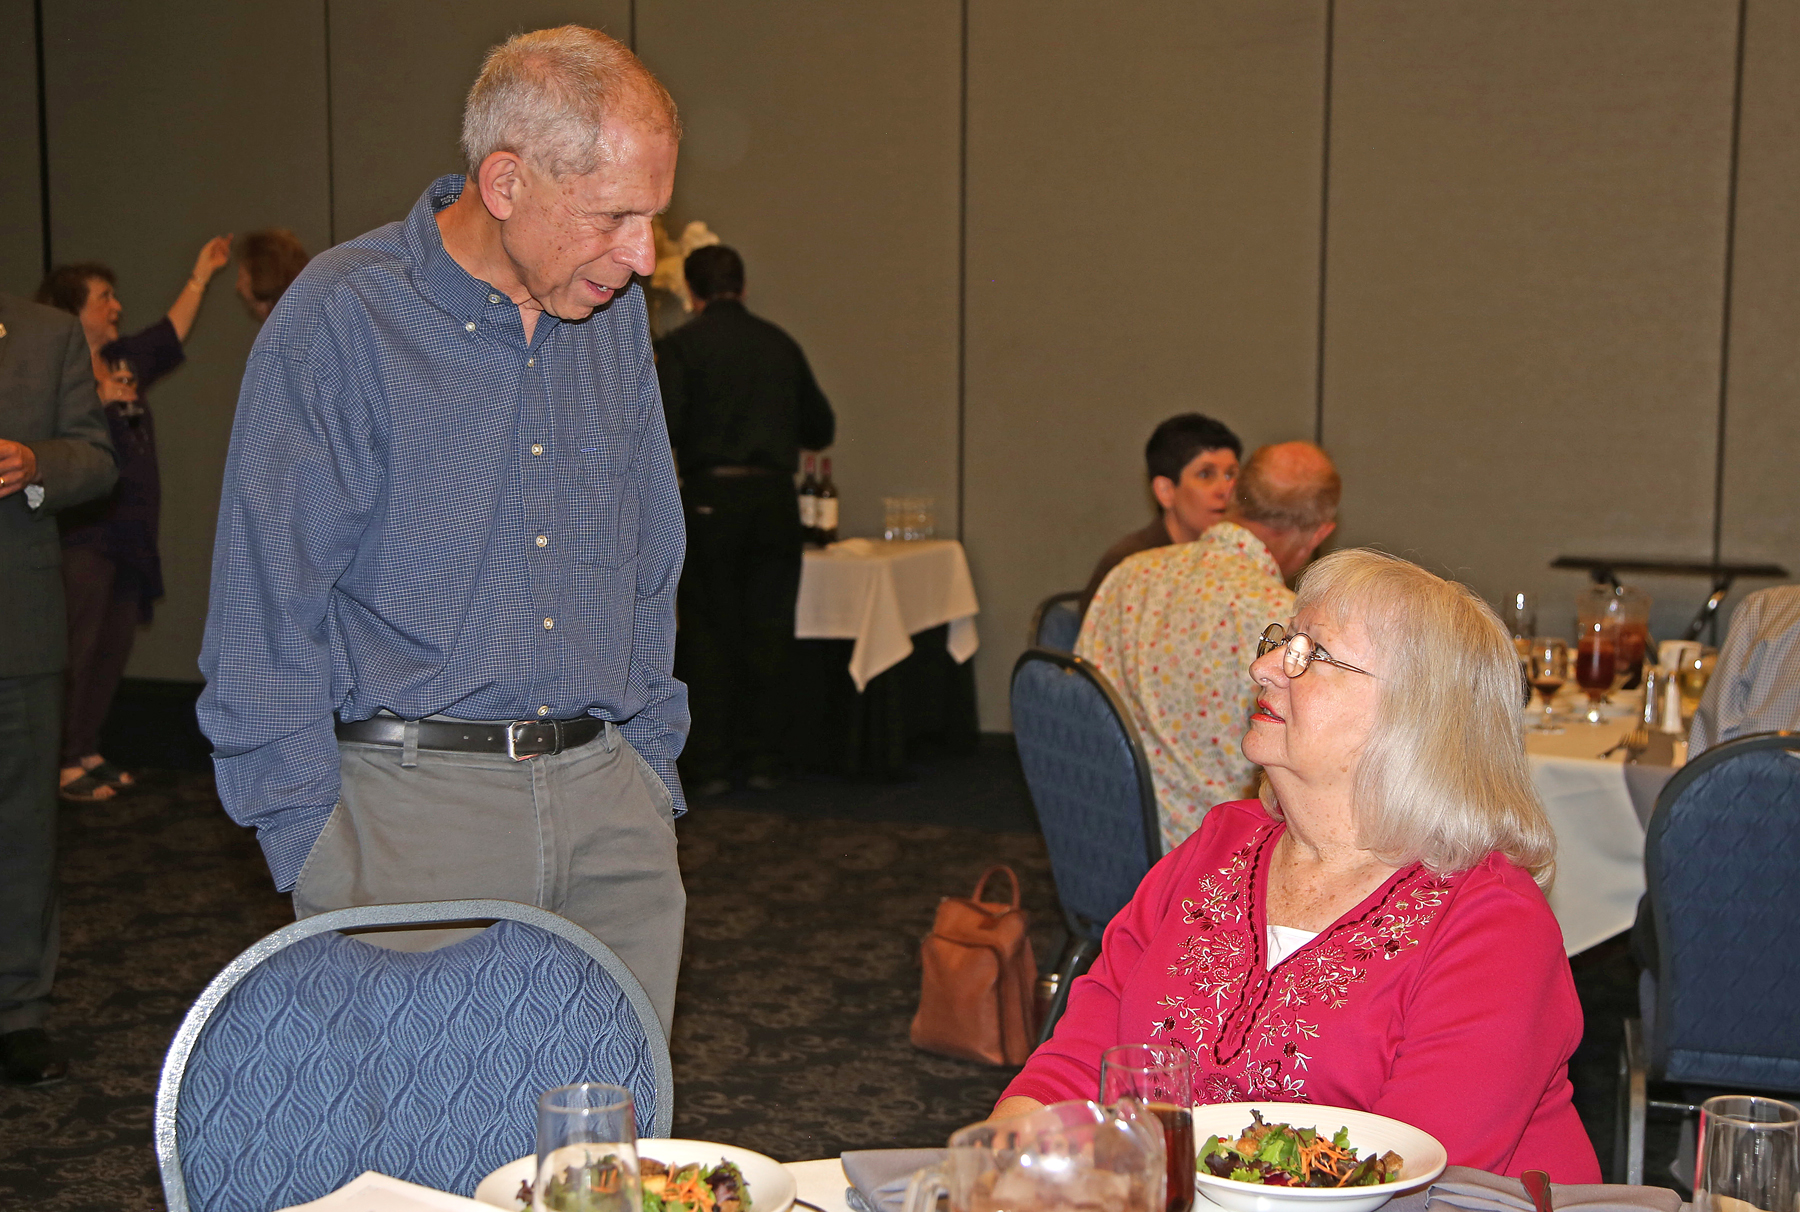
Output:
top-left (1304, 519), bottom-right (1338, 557)
top-left (476, 150), bottom-right (526, 221)
top-left (1150, 475), bottom-right (1177, 511)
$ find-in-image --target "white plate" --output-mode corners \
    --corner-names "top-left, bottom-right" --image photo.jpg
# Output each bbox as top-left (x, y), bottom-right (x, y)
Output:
top-left (1189, 1102), bottom-right (1448, 1212)
top-left (472, 1139), bottom-right (796, 1212)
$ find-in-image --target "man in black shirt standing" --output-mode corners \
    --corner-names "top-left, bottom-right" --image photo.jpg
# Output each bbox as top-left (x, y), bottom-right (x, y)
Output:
top-left (656, 246), bottom-right (835, 795)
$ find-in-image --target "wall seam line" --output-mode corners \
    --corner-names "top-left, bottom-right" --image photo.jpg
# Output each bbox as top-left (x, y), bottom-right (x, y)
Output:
top-left (324, 0), bottom-right (337, 246)
top-left (1313, 0), bottom-right (1335, 448)
top-left (1712, 0), bottom-right (1748, 571)
top-left (33, 0), bottom-right (51, 275)
top-left (956, 0), bottom-right (969, 542)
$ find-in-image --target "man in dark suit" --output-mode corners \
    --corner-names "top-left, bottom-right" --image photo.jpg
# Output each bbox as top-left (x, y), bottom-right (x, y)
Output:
top-left (0, 291), bottom-right (117, 1085)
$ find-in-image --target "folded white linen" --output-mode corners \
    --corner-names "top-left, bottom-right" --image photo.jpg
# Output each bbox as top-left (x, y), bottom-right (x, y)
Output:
top-left (275, 1170), bottom-right (493, 1212)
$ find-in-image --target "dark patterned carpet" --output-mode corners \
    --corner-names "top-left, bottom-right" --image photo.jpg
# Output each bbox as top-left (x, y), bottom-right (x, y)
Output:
top-left (0, 724), bottom-right (1680, 1209)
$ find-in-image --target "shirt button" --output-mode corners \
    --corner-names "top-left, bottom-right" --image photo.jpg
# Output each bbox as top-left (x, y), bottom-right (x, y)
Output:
top-left (543, 617), bottom-right (555, 630)
top-left (535, 535), bottom-right (548, 548)
top-left (464, 321), bottom-right (476, 332)
top-left (488, 293), bottom-right (500, 303)
top-left (531, 443), bottom-right (543, 456)
top-left (528, 357), bottom-right (536, 367)
top-left (537, 705), bottom-right (550, 717)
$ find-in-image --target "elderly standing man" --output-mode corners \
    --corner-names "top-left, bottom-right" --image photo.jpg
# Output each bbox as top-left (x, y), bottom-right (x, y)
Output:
top-left (0, 292), bottom-right (117, 1085)
top-left (198, 27), bottom-right (689, 1033)
top-left (1076, 441), bottom-right (1340, 851)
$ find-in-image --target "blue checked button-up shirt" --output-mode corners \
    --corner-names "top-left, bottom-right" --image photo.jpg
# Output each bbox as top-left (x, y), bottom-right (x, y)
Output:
top-left (199, 175), bottom-right (689, 890)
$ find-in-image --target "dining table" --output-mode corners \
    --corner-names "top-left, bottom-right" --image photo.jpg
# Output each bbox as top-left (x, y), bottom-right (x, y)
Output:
top-left (794, 537), bottom-right (980, 691)
top-left (1522, 688), bottom-right (1681, 956)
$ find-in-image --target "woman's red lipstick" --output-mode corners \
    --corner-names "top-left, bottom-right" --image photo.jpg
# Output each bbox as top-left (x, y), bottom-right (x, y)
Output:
top-left (1251, 699), bottom-right (1284, 723)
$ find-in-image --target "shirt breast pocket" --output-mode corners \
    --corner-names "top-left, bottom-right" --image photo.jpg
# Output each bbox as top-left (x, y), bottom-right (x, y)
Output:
top-left (571, 430), bottom-right (640, 568)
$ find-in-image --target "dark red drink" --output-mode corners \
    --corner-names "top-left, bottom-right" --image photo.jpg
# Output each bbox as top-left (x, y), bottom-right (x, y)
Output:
top-left (1617, 623), bottom-right (1649, 686)
top-left (1576, 637), bottom-right (1615, 697)
top-left (1150, 1103), bottom-right (1195, 1212)
top-left (1531, 676), bottom-right (1564, 706)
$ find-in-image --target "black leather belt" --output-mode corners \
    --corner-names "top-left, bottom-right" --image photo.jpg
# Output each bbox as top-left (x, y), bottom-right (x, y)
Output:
top-left (703, 464), bottom-right (782, 477)
top-left (334, 715), bottom-right (605, 761)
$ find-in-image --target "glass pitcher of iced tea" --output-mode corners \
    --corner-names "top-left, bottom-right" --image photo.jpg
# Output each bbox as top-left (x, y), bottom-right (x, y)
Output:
top-left (902, 1098), bottom-right (1166, 1212)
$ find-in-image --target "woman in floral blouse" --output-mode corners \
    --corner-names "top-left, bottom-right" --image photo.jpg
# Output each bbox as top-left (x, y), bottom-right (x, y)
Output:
top-left (998, 549), bottom-right (1601, 1181)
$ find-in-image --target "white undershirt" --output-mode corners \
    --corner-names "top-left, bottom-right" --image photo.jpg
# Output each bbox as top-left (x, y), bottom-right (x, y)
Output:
top-left (1266, 923), bottom-right (1320, 969)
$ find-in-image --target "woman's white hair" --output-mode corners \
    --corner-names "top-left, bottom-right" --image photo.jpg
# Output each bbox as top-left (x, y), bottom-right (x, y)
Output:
top-left (461, 26), bottom-right (680, 180)
top-left (1266, 548), bottom-right (1556, 886)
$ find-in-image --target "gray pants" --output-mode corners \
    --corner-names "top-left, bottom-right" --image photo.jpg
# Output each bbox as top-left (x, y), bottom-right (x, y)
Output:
top-left (293, 722), bottom-right (685, 1037)
top-left (0, 672), bottom-right (61, 1034)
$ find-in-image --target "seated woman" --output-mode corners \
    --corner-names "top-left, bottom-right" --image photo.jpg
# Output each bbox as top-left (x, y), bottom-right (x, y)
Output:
top-left (997, 548), bottom-right (1600, 1180)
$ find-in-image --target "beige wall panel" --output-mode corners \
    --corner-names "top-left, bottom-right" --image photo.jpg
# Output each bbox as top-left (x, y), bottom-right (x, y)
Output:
top-left (963, 2), bottom-right (1327, 728)
top-left (636, 1), bottom-right (962, 544)
top-left (1324, 1), bottom-right (1740, 644)
top-left (0, 0), bottom-right (42, 296)
top-left (329, 0), bottom-right (630, 241)
top-left (1719, 0), bottom-right (1800, 599)
top-left (44, 1), bottom-right (331, 681)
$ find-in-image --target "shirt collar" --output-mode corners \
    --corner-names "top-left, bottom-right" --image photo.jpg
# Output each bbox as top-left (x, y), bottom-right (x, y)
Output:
top-left (406, 174), bottom-right (559, 342)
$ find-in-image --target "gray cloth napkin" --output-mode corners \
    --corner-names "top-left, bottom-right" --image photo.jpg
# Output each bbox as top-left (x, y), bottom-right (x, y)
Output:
top-left (840, 1148), bottom-right (947, 1212)
top-left (1426, 1165), bottom-right (1685, 1212)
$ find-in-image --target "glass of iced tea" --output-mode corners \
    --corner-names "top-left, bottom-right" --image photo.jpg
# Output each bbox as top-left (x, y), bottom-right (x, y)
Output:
top-left (1101, 1044), bottom-right (1194, 1212)
top-left (1574, 614), bottom-right (1619, 725)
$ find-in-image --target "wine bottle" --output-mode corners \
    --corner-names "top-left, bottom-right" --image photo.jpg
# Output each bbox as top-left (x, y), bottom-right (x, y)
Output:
top-left (798, 454), bottom-right (820, 545)
top-left (816, 457), bottom-right (839, 544)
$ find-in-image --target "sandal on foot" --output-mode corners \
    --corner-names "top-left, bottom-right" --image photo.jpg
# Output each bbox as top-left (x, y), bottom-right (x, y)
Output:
top-left (58, 773), bottom-right (115, 803)
top-left (85, 759), bottom-right (134, 789)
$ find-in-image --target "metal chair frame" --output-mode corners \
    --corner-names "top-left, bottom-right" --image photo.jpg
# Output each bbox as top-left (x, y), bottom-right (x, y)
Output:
top-left (1026, 590), bottom-right (1085, 651)
top-left (1613, 731), bottom-right (1800, 1184)
top-left (1011, 647), bottom-right (1163, 1042)
top-left (156, 899), bottom-right (673, 1212)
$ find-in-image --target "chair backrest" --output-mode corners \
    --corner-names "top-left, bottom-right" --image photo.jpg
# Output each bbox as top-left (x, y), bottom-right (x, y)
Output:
top-left (157, 900), bottom-right (673, 1212)
top-left (1644, 732), bottom-right (1800, 1092)
top-left (1010, 648), bottom-right (1162, 940)
top-left (1027, 591), bottom-right (1085, 653)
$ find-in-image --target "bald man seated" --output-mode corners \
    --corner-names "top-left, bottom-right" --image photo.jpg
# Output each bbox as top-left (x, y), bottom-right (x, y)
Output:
top-left (1076, 442), bottom-right (1340, 850)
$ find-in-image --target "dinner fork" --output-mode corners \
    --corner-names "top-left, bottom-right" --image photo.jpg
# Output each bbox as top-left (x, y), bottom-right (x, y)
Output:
top-left (1600, 726), bottom-right (1649, 761)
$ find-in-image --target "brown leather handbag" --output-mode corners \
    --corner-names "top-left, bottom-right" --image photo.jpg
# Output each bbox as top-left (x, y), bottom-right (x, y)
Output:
top-left (909, 865), bottom-right (1039, 1066)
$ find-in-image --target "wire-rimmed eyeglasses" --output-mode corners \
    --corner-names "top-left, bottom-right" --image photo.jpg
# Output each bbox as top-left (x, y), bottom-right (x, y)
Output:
top-left (1257, 623), bottom-right (1375, 679)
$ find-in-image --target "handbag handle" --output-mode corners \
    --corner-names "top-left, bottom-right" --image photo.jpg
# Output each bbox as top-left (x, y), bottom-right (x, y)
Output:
top-left (970, 864), bottom-right (1021, 910)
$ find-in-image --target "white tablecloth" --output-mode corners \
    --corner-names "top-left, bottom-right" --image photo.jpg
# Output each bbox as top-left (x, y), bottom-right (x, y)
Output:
top-left (788, 1157), bottom-right (854, 1211)
top-left (1524, 694), bottom-right (1670, 955)
top-left (794, 539), bottom-right (980, 691)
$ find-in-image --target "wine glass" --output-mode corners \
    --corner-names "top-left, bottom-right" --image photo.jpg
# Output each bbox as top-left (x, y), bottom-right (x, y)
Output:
top-left (1101, 1043), bottom-right (1194, 1212)
top-left (1694, 1095), bottom-right (1797, 1212)
top-left (534, 1083), bottom-right (640, 1212)
top-left (1574, 615), bottom-right (1618, 725)
top-left (1526, 638), bottom-right (1567, 732)
top-left (1502, 592), bottom-right (1538, 657)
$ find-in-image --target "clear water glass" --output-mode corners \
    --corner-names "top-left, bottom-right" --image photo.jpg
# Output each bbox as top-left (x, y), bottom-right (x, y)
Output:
top-left (534, 1083), bottom-right (640, 1212)
top-left (1101, 1044), bottom-right (1194, 1212)
top-left (1695, 1095), bottom-right (1798, 1212)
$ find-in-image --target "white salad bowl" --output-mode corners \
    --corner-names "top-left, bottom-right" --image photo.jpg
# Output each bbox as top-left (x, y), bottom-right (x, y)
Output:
top-left (472, 1138), bottom-right (796, 1212)
top-left (1189, 1102), bottom-right (1448, 1212)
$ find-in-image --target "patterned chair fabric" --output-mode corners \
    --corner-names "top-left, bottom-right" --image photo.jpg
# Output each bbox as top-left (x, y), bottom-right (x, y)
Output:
top-left (1644, 732), bottom-right (1800, 1091)
top-left (1010, 649), bottom-right (1162, 939)
top-left (157, 901), bottom-right (671, 1212)
top-left (1029, 592), bottom-right (1085, 654)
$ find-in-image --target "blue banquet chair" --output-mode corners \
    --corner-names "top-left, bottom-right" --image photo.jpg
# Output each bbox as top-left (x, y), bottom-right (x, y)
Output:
top-left (156, 899), bottom-right (672, 1212)
top-left (1010, 648), bottom-right (1162, 1043)
top-left (1615, 731), bottom-right (1800, 1183)
top-left (1027, 591), bottom-right (1085, 653)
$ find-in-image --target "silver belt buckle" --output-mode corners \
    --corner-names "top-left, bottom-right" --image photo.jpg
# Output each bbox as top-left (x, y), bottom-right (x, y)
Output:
top-left (506, 719), bottom-right (562, 761)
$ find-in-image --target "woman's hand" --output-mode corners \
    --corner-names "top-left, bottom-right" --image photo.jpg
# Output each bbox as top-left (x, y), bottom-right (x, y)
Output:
top-left (192, 234), bottom-right (233, 284)
top-left (96, 362), bottom-right (139, 407)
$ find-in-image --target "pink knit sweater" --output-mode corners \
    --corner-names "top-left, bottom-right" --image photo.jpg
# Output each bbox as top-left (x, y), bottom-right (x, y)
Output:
top-left (1004, 800), bottom-right (1601, 1181)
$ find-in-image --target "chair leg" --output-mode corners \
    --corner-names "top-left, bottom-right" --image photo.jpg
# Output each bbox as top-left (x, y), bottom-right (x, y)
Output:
top-left (1615, 1017), bottom-right (1647, 1185)
top-left (1037, 935), bottom-right (1100, 1046)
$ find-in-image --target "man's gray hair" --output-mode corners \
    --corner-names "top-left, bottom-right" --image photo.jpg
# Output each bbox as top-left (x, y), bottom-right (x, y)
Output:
top-left (1236, 441), bottom-right (1341, 533)
top-left (461, 26), bottom-right (680, 179)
